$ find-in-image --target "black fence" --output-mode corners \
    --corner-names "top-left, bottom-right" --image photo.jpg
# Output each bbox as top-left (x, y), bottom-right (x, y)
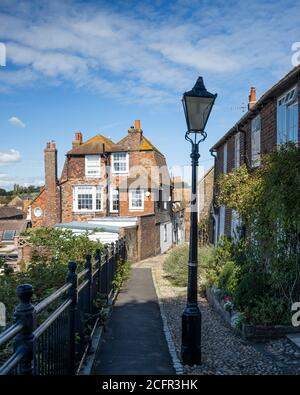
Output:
top-left (0, 237), bottom-right (126, 375)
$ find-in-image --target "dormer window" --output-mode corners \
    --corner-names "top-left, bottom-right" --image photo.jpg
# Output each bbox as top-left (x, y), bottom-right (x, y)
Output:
top-left (85, 155), bottom-right (100, 178)
top-left (112, 152), bottom-right (128, 174)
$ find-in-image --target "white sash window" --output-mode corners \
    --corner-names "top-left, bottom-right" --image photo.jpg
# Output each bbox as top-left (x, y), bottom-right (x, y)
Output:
top-left (74, 186), bottom-right (103, 212)
top-left (251, 115), bottom-right (261, 167)
top-left (110, 188), bottom-right (119, 213)
top-left (277, 86), bottom-right (298, 144)
top-left (85, 155), bottom-right (101, 178)
top-left (112, 152), bottom-right (128, 174)
top-left (234, 132), bottom-right (240, 168)
top-left (129, 189), bottom-right (144, 210)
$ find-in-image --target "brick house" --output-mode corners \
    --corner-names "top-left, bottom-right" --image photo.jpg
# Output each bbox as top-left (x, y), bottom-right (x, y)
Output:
top-left (211, 65), bottom-right (300, 243)
top-left (30, 120), bottom-right (172, 259)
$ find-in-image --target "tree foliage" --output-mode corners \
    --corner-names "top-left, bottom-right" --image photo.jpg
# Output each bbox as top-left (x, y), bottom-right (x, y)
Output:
top-left (0, 228), bottom-right (102, 326)
top-left (217, 144), bottom-right (300, 324)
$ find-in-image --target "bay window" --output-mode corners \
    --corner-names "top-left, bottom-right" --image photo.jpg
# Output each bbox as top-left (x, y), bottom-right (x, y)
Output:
top-left (277, 86), bottom-right (298, 144)
top-left (73, 186), bottom-right (103, 212)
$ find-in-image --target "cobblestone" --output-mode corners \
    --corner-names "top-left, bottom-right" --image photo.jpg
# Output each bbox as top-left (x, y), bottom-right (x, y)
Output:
top-left (139, 250), bottom-right (300, 375)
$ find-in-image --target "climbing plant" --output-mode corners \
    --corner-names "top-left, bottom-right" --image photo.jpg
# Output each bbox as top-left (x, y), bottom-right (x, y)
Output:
top-left (217, 143), bottom-right (300, 324)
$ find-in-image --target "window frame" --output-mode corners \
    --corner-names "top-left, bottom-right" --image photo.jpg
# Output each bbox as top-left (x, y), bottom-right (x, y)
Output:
top-left (110, 187), bottom-right (119, 213)
top-left (111, 152), bottom-right (129, 174)
top-left (85, 155), bottom-right (101, 178)
top-left (129, 189), bottom-right (144, 211)
top-left (164, 224), bottom-right (167, 242)
top-left (251, 114), bottom-right (261, 167)
top-left (277, 85), bottom-right (298, 145)
top-left (2, 229), bottom-right (16, 241)
top-left (234, 132), bottom-right (240, 168)
top-left (73, 185), bottom-right (103, 213)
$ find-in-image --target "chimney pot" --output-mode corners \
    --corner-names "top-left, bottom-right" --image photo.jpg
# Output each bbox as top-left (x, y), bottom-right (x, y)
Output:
top-left (248, 86), bottom-right (257, 109)
top-left (51, 142), bottom-right (56, 150)
top-left (75, 132), bottom-right (83, 143)
top-left (46, 142), bottom-right (50, 149)
top-left (135, 120), bottom-right (141, 129)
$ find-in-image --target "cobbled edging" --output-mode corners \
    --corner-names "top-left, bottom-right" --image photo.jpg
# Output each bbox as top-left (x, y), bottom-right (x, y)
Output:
top-left (151, 268), bottom-right (185, 375)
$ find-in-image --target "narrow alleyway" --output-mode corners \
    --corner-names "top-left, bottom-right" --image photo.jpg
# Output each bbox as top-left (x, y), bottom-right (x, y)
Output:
top-left (92, 265), bottom-right (175, 375)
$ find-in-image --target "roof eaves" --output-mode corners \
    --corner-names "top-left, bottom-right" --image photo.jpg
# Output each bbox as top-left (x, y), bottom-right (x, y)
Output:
top-left (210, 65), bottom-right (300, 150)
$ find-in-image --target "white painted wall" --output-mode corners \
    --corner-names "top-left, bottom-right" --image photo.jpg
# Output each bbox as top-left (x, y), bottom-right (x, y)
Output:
top-left (160, 222), bottom-right (172, 253)
top-left (57, 227), bottom-right (119, 244)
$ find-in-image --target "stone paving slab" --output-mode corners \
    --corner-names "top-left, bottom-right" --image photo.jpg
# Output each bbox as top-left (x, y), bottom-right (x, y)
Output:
top-left (92, 267), bottom-right (175, 375)
top-left (286, 334), bottom-right (300, 349)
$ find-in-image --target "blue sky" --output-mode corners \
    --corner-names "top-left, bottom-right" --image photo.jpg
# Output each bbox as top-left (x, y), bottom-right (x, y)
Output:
top-left (0, 0), bottom-right (299, 189)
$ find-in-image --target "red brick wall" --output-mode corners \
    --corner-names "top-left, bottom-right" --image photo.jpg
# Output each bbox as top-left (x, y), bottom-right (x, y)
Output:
top-left (213, 79), bottom-right (300, 241)
top-left (137, 214), bottom-right (159, 260)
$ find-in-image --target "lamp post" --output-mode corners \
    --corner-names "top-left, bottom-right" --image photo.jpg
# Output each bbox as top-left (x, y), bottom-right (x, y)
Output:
top-left (181, 77), bottom-right (217, 366)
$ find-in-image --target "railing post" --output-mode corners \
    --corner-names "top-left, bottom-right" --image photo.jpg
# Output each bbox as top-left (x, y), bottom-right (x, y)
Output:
top-left (14, 284), bottom-right (36, 375)
top-left (67, 261), bottom-right (77, 375)
top-left (104, 244), bottom-right (109, 296)
top-left (110, 242), bottom-right (115, 289)
top-left (95, 248), bottom-right (101, 294)
top-left (115, 239), bottom-right (120, 267)
top-left (85, 254), bottom-right (93, 314)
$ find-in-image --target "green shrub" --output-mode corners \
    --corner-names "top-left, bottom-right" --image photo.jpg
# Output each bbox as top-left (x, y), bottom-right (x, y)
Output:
top-left (234, 271), bottom-right (271, 310)
top-left (244, 296), bottom-right (290, 326)
top-left (0, 228), bottom-right (102, 326)
top-left (217, 261), bottom-right (240, 297)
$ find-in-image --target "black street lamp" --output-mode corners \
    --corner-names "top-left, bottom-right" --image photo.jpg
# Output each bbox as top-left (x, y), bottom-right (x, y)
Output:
top-left (181, 77), bottom-right (217, 366)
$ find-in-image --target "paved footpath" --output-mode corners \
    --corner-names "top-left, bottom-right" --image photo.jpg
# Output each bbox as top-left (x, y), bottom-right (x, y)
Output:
top-left (92, 262), bottom-right (175, 375)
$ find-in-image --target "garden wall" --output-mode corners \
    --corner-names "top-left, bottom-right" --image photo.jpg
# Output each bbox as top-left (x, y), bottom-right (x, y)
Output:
top-left (206, 287), bottom-right (300, 341)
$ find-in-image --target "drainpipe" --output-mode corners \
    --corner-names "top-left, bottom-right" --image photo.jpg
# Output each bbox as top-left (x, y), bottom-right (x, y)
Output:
top-left (103, 144), bottom-right (110, 217)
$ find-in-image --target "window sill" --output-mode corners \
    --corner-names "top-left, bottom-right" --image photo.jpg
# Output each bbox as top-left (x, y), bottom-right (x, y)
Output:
top-left (72, 210), bottom-right (104, 214)
top-left (129, 208), bottom-right (144, 211)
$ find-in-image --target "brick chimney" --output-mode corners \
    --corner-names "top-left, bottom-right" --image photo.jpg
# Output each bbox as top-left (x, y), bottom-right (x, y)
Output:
top-left (248, 87), bottom-right (257, 110)
top-left (44, 141), bottom-right (60, 226)
top-left (72, 132), bottom-right (83, 148)
top-left (127, 120), bottom-right (143, 150)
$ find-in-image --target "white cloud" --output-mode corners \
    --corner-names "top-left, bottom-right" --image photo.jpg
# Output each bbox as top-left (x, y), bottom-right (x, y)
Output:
top-left (0, 149), bottom-right (21, 164)
top-left (8, 116), bottom-right (26, 128)
top-left (0, 0), bottom-right (299, 102)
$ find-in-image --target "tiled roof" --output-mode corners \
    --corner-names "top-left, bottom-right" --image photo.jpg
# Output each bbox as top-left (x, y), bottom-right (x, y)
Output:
top-left (211, 64), bottom-right (300, 150)
top-left (0, 219), bottom-right (28, 233)
top-left (116, 134), bottom-right (163, 155)
top-left (0, 206), bottom-right (25, 219)
top-left (67, 134), bottom-right (115, 155)
top-left (67, 131), bottom-right (163, 156)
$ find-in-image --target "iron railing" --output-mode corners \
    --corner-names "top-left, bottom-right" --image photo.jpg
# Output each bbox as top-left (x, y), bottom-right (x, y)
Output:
top-left (0, 237), bottom-right (126, 375)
